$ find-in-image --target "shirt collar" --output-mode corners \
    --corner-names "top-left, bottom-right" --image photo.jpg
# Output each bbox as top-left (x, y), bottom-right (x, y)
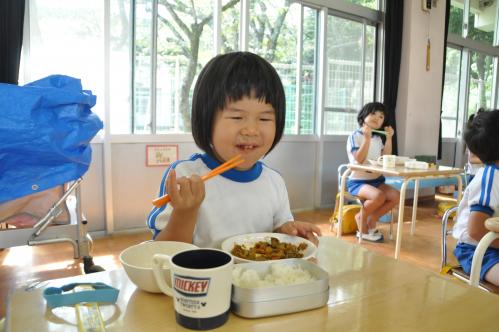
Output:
top-left (200, 153), bottom-right (262, 182)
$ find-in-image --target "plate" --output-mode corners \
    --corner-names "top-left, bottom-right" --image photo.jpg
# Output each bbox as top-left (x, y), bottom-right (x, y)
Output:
top-left (221, 232), bottom-right (317, 264)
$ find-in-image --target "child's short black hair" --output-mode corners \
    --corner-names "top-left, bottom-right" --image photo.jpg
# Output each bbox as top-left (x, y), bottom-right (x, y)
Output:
top-left (357, 102), bottom-right (387, 127)
top-left (464, 109), bottom-right (499, 164)
top-left (191, 52), bottom-right (286, 159)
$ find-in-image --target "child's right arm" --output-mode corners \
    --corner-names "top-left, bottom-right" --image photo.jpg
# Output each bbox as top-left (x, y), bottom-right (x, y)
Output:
top-left (352, 125), bottom-right (372, 164)
top-left (466, 167), bottom-right (499, 248)
top-left (155, 169), bottom-right (205, 243)
top-left (468, 211), bottom-right (499, 248)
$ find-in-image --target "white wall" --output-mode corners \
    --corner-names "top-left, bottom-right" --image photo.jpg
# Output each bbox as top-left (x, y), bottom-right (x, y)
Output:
top-left (396, 0), bottom-right (446, 157)
top-left (78, 1), bottom-right (457, 234)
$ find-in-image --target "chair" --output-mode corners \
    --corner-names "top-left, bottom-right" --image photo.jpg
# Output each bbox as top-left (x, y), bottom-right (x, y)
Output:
top-left (0, 178), bottom-right (103, 273)
top-left (440, 206), bottom-right (499, 293)
top-left (331, 164), bottom-right (394, 240)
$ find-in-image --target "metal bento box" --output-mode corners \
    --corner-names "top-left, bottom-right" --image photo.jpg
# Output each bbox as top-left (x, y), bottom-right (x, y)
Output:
top-left (231, 258), bottom-right (329, 318)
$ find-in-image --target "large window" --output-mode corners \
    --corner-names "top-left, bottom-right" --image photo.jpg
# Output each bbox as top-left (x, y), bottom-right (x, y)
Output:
top-left (129, 0), bottom-right (320, 135)
top-left (323, 14), bottom-right (377, 135)
top-left (21, 0), bottom-right (383, 137)
top-left (442, 0), bottom-right (499, 139)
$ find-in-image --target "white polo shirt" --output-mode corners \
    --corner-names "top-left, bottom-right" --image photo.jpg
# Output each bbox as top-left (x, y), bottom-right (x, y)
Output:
top-left (453, 165), bottom-right (499, 245)
top-left (147, 153), bottom-right (293, 248)
top-left (346, 129), bottom-right (385, 180)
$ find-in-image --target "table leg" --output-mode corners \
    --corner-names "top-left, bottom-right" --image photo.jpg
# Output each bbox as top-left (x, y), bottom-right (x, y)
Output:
top-left (395, 179), bottom-right (409, 260)
top-left (337, 169), bottom-right (351, 239)
top-left (410, 179), bottom-right (419, 235)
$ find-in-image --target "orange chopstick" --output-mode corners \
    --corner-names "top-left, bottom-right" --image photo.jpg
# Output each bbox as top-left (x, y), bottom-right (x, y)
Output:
top-left (152, 155), bottom-right (244, 208)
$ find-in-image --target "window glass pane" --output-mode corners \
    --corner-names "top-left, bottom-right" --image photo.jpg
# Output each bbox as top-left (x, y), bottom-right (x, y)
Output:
top-left (441, 47), bottom-right (461, 138)
top-left (248, 0), bottom-right (300, 134)
top-left (221, 0), bottom-right (240, 53)
top-left (324, 15), bottom-right (363, 135)
top-left (134, 0), bottom-right (153, 134)
top-left (300, 6), bottom-right (318, 135)
top-left (363, 25), bottom-right (376, 105)
top-left (468, 51), bottom-right (493, 113)
top-left (154, 0), bottom-right (214, 133)
top-left (25, 0), bottom-right (105, 122)
top-left (468, 0), bottom-right (496, 45)
top-left (110, 0), bottom-right (132, 134)
top-left (449, 0), bottom-right (463, 35)
top-left (442, 119), bottom-right (458, 138)
top-left (345, 0), bottom-right (378, 10)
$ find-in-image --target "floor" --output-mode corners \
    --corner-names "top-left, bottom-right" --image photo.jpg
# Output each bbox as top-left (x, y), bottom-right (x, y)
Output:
top-left (0, 196), bottom-right (459, 320)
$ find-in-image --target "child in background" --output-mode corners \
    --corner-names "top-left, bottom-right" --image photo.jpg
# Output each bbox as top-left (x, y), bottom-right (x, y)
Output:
top-left (147, 52), bottom-right (321, 248)
top-left (346, 102), bottom-right (400, 242)
top-left (453, 109), bottom-right (499, 286)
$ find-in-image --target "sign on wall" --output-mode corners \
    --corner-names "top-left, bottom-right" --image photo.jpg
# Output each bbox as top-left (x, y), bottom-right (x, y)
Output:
top-left (146, 145), bottom-right (178, 167)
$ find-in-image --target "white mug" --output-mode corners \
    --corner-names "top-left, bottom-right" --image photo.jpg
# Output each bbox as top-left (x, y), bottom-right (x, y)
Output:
top-left (152, 248), bottom-right (233, 330)
top-left (378, 155), bottom-right (396, 168)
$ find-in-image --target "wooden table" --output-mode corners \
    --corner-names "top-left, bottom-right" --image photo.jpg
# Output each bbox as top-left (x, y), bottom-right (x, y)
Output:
top-left (6, 237), bottom-right (499, 332)
top-left (337, 164), bottom-right (463, 259)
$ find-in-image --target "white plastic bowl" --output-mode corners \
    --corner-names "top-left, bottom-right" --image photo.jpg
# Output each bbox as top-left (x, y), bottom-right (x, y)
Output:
top-left (119, 241), bottom-right (197, 293)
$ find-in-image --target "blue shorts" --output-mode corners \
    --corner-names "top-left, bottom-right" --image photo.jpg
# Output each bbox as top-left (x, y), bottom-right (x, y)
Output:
top-left (454, 242), bottom-right (499, 280)
top-left (347, 176), bottom-right (386, 196)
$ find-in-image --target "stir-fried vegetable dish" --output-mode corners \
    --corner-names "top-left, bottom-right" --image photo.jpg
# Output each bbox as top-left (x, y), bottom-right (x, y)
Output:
top-left (231, 237), bottom-right (308, 261)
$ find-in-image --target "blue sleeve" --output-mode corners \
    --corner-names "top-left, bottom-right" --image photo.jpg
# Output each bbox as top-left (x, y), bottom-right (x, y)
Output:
top-left (347, 131), bottom-right (362, 153)
top-left (469, 166), bottom-right (497, 216)
top-left (146, 163), bottom-right (175, 237)
top-left (470, 204), bottom-right (494, 216)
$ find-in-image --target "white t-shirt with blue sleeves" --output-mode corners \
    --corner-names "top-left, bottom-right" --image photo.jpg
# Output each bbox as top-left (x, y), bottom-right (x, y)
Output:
top-left (453, 165), bottom-right (499, 245)
top-left (346, 129), bottom-right (385, 180)
top-left (147, 153), bottom-right (293, 248)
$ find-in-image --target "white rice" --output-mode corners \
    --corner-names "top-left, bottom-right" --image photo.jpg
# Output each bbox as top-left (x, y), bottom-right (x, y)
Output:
top-left (232, 263), bottom-right (316, 288)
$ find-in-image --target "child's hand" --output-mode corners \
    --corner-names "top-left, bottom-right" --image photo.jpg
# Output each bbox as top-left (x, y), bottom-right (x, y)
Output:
top-left (166, 169), bottom-right (205, 212)
top-left (276, 221), bottom-right (322, 246)
top-left (384, 126), bottom-right (394, 138)
top-left (361, 125), bottom-right (372, 138)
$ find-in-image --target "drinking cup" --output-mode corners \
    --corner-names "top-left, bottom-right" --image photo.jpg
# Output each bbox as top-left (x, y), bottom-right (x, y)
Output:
top-left (378, 155), bottom-right (396, 168)
top-left (152, 248), bottom-right (233, 330)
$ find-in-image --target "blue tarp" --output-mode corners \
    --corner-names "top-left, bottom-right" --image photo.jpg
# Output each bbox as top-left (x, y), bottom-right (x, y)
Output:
top-left (0, 75), bottom-right (103, 203)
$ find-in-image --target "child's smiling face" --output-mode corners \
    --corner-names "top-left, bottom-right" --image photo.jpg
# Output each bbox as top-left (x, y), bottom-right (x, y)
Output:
top-left (211, 95), bottom-right (276, 170)
top-left (363, 110), bottom-right (385, 130)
